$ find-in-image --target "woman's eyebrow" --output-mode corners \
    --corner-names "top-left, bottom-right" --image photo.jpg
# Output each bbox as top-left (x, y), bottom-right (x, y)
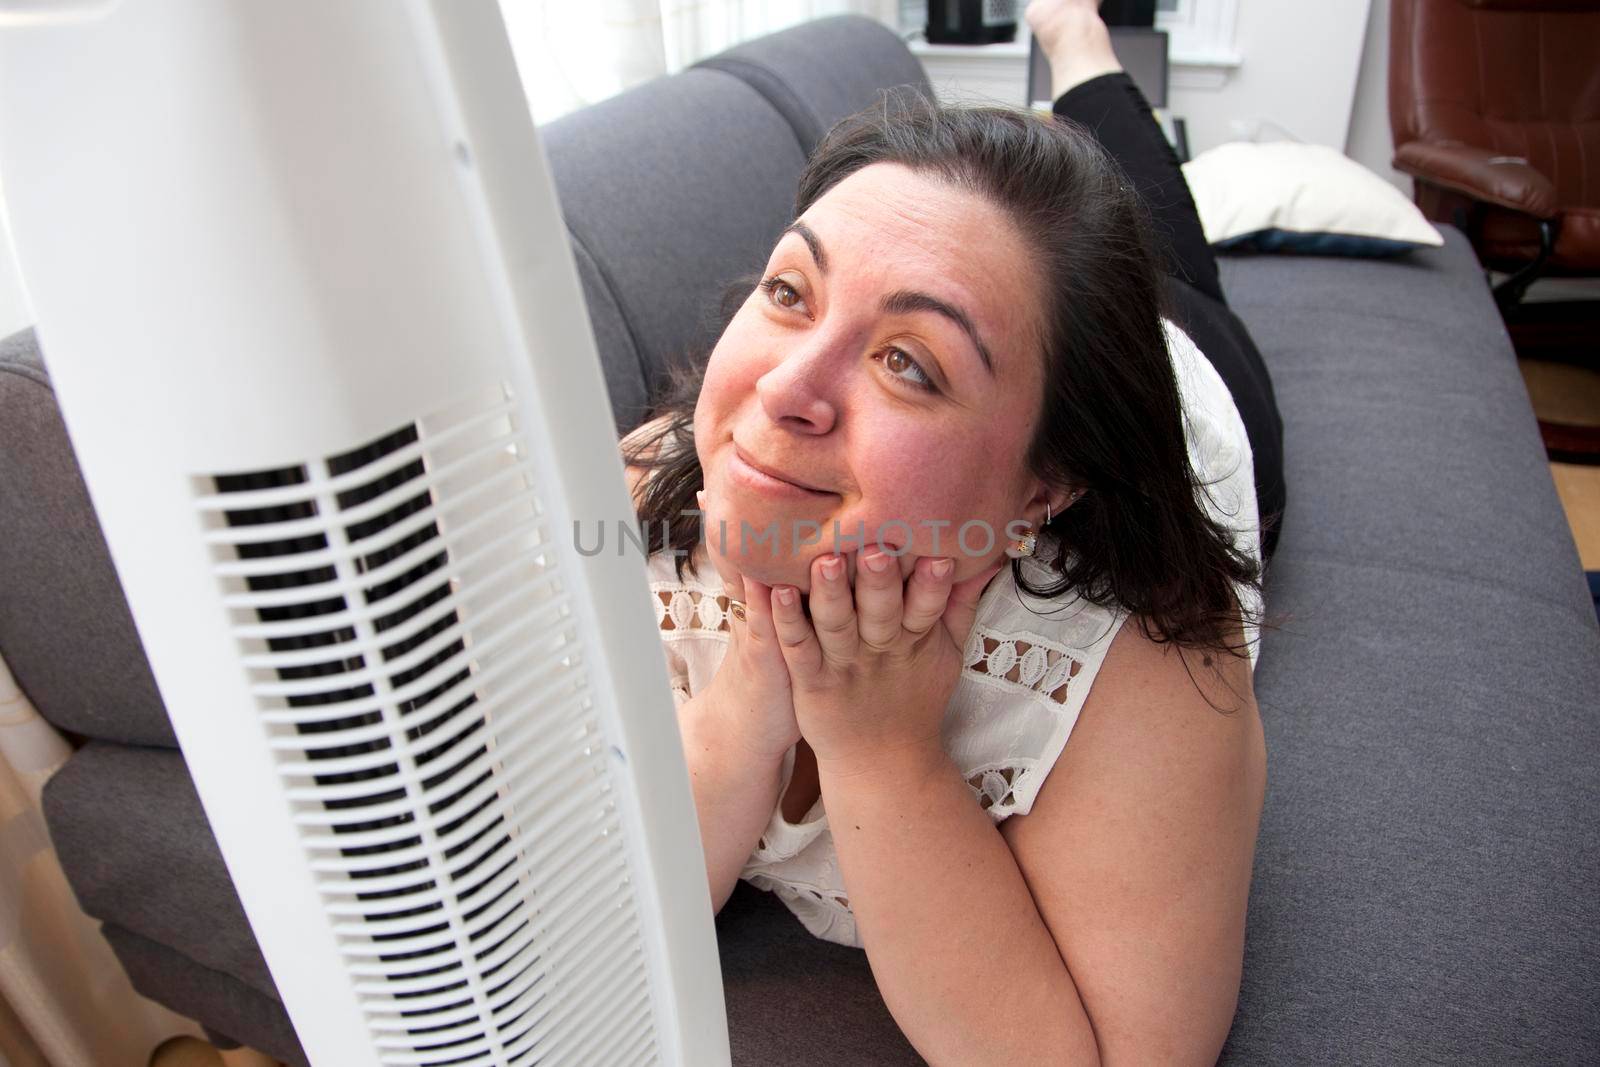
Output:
top-left (782, 221), bottom-right (828, 274)
top-left (880, 290), bottom-right (995, 378)
top-left (780, 221), bottom-right (996, 379)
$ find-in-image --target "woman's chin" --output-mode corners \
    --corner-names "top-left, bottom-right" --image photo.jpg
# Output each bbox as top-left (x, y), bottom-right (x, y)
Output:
top-left (709, 545), bottom-right (816, 592)
top-left (702, 498), bottom-right (830, 590)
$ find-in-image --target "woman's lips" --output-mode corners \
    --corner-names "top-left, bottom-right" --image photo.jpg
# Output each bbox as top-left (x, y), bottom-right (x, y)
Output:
top-left (730, 446), bottom-right (833, 499)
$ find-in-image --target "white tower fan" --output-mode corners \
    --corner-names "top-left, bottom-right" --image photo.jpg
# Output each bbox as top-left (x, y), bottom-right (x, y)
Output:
top-left (0, 2), bottom-right (730, 1064)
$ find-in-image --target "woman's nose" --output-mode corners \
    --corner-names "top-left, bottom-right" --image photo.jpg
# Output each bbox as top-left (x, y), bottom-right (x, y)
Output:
top-left (754, 339), bottom-right (840, 434)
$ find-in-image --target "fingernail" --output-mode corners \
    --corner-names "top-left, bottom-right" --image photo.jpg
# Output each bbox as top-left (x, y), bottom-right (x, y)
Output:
top-left (695, 490), bottom-right (706, 510)
top-left (931, 558), bottom-right (953, 578)
top-left (863, 550), bottom-right (890, 573)
top-left (820, 557), bottom-right (842, 582)
top-left (776, 586), bottom-right (796, 606)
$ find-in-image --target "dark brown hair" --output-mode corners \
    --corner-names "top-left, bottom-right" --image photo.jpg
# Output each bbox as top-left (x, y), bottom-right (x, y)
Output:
top-left (625, 88), bottom-right (1260, 656)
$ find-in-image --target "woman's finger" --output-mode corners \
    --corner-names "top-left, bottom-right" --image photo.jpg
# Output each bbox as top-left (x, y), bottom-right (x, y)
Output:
top-left (806, 553), bottom-right (858, 665)
top-left (941, 559), bottom-right (1007, 647)
top-left (854, 545), bottom-right (905, 650)
top-left (740, 576), bottom-right (778, 648)
top-left (768, 583), bottom-right (825, 681)
top-left (901, 556), bottom-right (956, 637)
top-left (830, 545), bottom-right (908, 590)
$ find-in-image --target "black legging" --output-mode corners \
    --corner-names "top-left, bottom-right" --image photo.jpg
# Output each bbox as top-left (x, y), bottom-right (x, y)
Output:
top-left (1053, 73), bottom-right (1285, 563)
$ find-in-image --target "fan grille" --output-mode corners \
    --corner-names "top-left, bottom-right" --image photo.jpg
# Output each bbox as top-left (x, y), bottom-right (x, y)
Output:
top-left (196, 385), bottom-right (659, 1066)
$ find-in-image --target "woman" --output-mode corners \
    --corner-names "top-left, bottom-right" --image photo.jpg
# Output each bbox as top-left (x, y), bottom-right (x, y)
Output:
top-left (623, 1), bottom-right (1276, 1062)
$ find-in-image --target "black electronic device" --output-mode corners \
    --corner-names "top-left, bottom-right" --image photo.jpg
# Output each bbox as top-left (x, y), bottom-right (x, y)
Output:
top-left (1101, 0), bottom-right (1158, 27)
top-left (926, 0), bottom-right (1019, 45)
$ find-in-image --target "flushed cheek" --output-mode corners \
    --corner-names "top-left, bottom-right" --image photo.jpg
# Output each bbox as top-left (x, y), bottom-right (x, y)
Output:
top-left (694, 356), bottom-right (748, 437)
top-left (846, 454), bottom-right (1010, 561)
top-left (696, 313), bottom-right (772, 420)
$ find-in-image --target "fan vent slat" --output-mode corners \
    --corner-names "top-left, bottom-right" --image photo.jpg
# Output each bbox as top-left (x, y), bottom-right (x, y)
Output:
top-left (296, 695), bottom-right (593, 851)
top-left (200, 389), bottom-right (659, 1065)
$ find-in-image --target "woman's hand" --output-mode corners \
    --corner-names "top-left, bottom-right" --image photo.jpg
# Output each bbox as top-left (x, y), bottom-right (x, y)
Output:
top-left (692, 490), bottom-right (801, 761)
top-left (767, 545), bottom-right (1006, 774)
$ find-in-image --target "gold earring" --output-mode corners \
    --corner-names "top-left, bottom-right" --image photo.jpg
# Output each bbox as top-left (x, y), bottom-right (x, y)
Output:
top-left (1006, 528), bottom-right (1037, 559)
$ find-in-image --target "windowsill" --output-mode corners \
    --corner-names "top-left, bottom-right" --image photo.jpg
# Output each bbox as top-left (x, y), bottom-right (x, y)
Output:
top-left (908, 39), bottom-right (1031, 59)
top-left (1168, 48), bottom-right (1242, 69)
top-left (907, 37), bottom-right (1241, 72)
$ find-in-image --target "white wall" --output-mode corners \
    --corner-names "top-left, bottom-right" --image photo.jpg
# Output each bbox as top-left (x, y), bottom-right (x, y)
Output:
top-left (1344, 0), bottom-right (1411, 192)
top-left (0, 204), bottom-right (31, 339)
top-left (1168, 0), bottom-right (1373, 157)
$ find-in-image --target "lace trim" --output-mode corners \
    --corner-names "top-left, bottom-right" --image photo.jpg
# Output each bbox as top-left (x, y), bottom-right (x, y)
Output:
top-left (795, 885), bottom-right (850, 909)
top-left (965, 764), bottom-right (1031, 814)
top-left (963, 626), bottom-right (1085, 706)
top-left (749, 871), bottom-right (851, 912)
top-left (652, 585), bottom-right (736, 635)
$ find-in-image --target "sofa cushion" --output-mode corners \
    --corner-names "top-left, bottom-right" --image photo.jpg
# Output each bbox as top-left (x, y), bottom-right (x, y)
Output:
top-left (692, 14), bottom-right (932, 157)
top-left (542, 68), bottom-right (809, 431)
top-left (1228, 559), bottom-right (1600, 1062)
top-left (103, 924), bottom-right (308, 1067)
top-left (0, 330), bottom-right (177, 747)
top-left (42, 741), bottom-right (275, 1000)
top-left (1214, 230), bottom-right (1600, 1063)
top-left (1220, 228), bottom-right (1590, 613)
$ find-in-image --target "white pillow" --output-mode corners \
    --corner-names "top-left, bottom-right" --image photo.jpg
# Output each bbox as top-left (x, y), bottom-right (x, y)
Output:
top-left (1179, 141), bottom-right (1444, 255)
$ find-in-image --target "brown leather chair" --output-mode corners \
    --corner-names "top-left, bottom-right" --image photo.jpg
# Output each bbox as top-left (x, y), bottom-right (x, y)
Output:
top-left (1390, 0), bottom-right (1600, 308)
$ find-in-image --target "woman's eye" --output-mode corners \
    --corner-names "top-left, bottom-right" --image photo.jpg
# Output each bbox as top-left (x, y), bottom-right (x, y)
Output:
top-left (760, 276), bottom-right (804, 311)
top-left (879, 347), bottom-right (936, 392)
top-left (759, 276), bottom-right (935, 394)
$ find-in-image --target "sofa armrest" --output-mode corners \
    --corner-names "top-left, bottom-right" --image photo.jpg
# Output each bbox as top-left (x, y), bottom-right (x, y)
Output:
top-left (1461, 1), bottom-right (1600, 11)
top-left (1393, 141), bottom-right (1559, 219)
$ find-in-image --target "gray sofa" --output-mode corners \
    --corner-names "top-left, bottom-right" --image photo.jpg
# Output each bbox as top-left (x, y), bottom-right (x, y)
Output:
top-left (2, 15), bottom-right (1597, 1066)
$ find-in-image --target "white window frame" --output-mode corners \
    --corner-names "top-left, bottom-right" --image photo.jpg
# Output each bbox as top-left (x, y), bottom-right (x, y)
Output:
top-left (1156, 0), bottom-right (1241, 69)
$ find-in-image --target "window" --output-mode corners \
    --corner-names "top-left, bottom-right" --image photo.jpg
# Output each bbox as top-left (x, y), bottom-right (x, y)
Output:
top-left (1156, 0), bottom-right (1241, 66)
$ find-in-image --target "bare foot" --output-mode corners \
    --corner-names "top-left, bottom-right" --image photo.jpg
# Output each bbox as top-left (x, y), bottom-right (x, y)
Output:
top-left (1025, 0), bottom-right (1123, 99)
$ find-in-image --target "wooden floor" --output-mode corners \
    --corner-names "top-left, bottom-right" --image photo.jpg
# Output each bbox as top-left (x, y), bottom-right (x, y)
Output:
top-left (1551, 462), bottom-right (1600, 570)
top-left (150, 1037), bottom-right (280, 1067)
top-left (1518, 358), bottom-right (1600, 569)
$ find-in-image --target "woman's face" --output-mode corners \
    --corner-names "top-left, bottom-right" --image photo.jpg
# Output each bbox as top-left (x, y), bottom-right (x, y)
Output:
top-left (694, 162), bottom-right (1060, 593)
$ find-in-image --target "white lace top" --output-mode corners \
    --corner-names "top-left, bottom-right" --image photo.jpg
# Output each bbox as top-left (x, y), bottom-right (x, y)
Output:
top-left (645, 321), bottom-right (1261, 948)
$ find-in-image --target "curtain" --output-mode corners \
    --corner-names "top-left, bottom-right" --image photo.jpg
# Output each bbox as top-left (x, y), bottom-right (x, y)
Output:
top-left (499, 0), bottom-right (902, 124)
top-left (0, 655), bottom-right (198, 1067)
